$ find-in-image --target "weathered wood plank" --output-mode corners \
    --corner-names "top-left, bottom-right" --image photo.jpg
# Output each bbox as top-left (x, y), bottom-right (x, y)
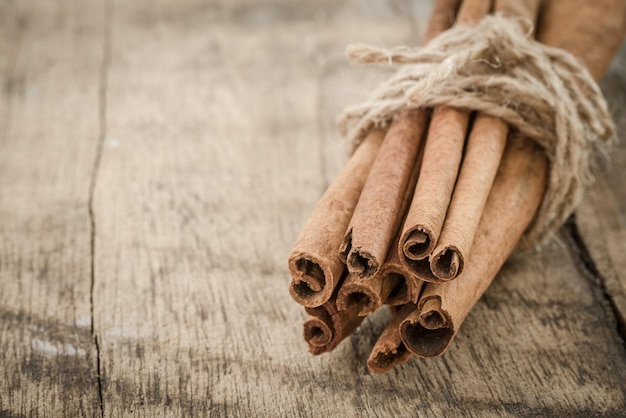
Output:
top-left (0, 0), bottom-right (104, 416)
top-left (576, 41), bottom-right (626, 336)
top-left (91, 0), bottom-right (626, 417)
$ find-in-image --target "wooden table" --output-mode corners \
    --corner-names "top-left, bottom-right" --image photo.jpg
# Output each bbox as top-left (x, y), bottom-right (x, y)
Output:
top-left (1, 0), bottom-right (625, 416)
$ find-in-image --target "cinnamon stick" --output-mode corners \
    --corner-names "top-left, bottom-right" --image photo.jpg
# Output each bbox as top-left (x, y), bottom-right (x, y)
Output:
top-left (399, 107), bottom-right (468, 262)
top-left (456, 0), bottom-right (493, 24)
top-left (367, 304), bottom-right (416, 373)
top-left (377, 236), bottom-right (426, 306)
top-left (303, 274), bottom-right (365, 355)
top-left (406, 0), bottom-right (543, 282)
top-left (538, 0), bottom-right (626, 82)
top-left (494, 0), bottom-right (541, 27)
top-left (428, 0), bottom-right (545, 281)
top-left (289, 129), bottom-right (384, 307)
top-left (336, 272), bottom-right (398, 317)
top-left (340, 110), bottom-right (426, 278)
top-left (429, 115), bottom-right (507, 280)
top-left (422, 0), bottom-right (463, 45)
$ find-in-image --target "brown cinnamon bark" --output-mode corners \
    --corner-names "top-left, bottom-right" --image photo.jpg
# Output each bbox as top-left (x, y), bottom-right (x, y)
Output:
top-left (401, 0), bottom-right (625, 357)
top-left (340, 110), bottom-right (427, 278)
top-left (538, 0), bottom-right (626, 82)
top-left (337, 236), bottom-right (425, 315)
top-left (422, 0), bottom-right (463, 45)
top-left (336, 272), bottom-right (399, 316)
top-left (494, 0), bottom-right (541, 29)
top-left (401, 137), bottom-right (547, 357)
top-left (430, 115), bottom-right (508, 280)
top-left (405, 0), bottom-right (544, 283)
top-left (289, 129), bottom-right (384, 307)
top-left (398, 0), bottom-right (494, 267)
top-left (456, 0), bottom-right (493, 24)
top-left (399, 107), bottom-right (468, 262)
top-left (303, 275), bottom-right (365, 355)
top-left (427, 1), bottom-right (545, 281)
top-left (400, 0), bottom-right (560, 358)
top-left (334, 0), bottom-right (461, 310)
top-left (378, 237), bottom-right (426, 306)
top-left (338, 0), bottom-right (465, 279)
top-left (367, 304), bottom-right (416, 373)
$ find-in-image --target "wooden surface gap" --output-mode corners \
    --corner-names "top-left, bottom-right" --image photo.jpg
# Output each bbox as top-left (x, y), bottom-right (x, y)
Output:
top-left (1, 1), bottom-right (626, 416)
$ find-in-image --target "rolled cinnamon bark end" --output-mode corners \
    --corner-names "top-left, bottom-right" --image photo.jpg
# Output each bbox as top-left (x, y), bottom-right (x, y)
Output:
top-left (289, 254), bottom-right (334, 308)
top-left (341, 110), bottom-right (427, 279)
top-left (303, 317), bottom-right (333, 348)
top-left (289, 129), bottom-right (385, 307)
top-left (304, 289), bottom-right (365, 355)
top-left (430, 115), bottom-right (508, 281)
top-left (367, 304), bottom-right (416, 373)
top-left (336, 273), bottom-right (398, 316)
top-left (417, 298), bottom-right (449, 329)
top-left (340, 231), bottom-right (378, 278)
top-left (383, 272), bottom-right (413, 306)
top-left (379, 237), bottom-right (425, 305)
top-left (400, 246), bottom-right (446, 284)
top-left (399, 107), bottom-right (468, 263)
top-left (402, 228), bottom-right (433, 261)
top-left (399, 297), bottom-right (454, 358)
top-left (430, 247), bottom-right (462, 281)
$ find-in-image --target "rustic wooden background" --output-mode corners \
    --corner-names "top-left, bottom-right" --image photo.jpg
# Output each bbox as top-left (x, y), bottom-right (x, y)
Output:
top-left (1, 0), bottom-right (625, 416)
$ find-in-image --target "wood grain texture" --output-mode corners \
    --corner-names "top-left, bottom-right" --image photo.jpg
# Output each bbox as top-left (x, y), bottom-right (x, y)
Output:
top-left (576, 41), bottom-right (626, 337)
top-left (1, 0), bottom-right (626, 416)
top-left (0, 0), bottom-right (104, 416)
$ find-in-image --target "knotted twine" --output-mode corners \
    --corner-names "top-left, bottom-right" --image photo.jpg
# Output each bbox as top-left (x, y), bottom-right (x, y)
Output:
top-left (338, 15), bottom-right (615, 249)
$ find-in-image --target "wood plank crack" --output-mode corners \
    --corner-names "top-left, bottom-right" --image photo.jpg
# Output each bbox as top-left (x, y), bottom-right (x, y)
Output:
top-left (564, 216), bottom-right (626, 349)
top-left (89, 0), bottom-right (113, 416)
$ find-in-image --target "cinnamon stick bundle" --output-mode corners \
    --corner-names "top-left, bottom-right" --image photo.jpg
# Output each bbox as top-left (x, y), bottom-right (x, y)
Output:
top-left (399, 0), bottom-right (543, 357)
top-left (400, 0), bottom-right (626, 358)
top-left (289, 0), bottom-right (626, 368)
top-left (339, 0), bottom-right (467, 280)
